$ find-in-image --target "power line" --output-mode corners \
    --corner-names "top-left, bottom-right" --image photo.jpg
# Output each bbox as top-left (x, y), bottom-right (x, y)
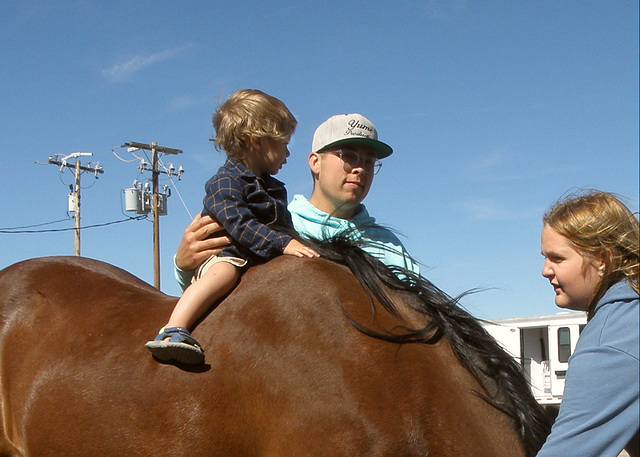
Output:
top-left (0, 216), bottom-right (147, 234)
top-left (158, 155), bottom-right (192, 219)
top-left (0, 218), bottom-right (71, 230)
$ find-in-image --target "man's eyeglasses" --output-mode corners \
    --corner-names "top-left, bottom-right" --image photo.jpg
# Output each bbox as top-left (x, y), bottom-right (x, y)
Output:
top-left (324, 149), bottom-right (382, 175)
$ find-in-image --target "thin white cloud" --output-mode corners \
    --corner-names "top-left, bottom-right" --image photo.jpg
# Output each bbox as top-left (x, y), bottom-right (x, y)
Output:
top-left (423, 0), bottom-right (469, 20)
top-left (466, 148), bottom-right (556, 182)
top-left (454, 198), bottom-right (543, 221)
top-left (166, 90), bottom-right (219, 111)
top-left (456, 198), bottom-right (512, 220)
top-left (103, 44), bottom-right (194, 82)
top-left (453, 198), bottom-right (545, 221)
top-left (168, 95), bottom-right (206, 110)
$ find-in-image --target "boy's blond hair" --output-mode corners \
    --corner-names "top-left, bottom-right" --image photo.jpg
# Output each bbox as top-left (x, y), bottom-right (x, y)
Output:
top-left (543, 190), bottom-right (640, 317)
top-left (212, 89), bottom-right (297, 160)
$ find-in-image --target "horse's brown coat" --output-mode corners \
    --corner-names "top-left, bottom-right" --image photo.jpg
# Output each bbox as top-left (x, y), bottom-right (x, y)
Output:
top-left (0, 256), bottom-right (524, 456)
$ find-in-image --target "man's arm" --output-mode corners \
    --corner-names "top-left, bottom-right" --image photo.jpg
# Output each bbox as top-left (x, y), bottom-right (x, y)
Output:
top-left (174, 213), bottom-right (231, 291)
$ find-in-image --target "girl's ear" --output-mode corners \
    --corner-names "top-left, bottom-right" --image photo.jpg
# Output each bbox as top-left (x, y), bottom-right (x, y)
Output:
top-left (595, 249), bottom-right (612, 277)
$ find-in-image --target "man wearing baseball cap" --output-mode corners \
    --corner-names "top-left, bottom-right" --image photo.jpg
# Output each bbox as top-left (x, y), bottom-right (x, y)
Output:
top-left (174, 113), bottom-right (419, 291)
top-left (288, 113), bottom-right (419, 274)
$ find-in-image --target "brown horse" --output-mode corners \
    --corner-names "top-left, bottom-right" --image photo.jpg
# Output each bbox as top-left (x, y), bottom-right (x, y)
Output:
top-left (0, 238), bottom-right (550, 456)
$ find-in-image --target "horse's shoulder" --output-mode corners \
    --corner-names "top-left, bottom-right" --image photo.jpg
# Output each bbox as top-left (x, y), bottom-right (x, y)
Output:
top-left (203, 256), bottom-right (356, 330)
top-left (245, 255), bottom-right (354, 287)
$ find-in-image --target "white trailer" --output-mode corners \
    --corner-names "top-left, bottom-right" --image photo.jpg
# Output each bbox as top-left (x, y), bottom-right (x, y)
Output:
top-left (482, 312), bottom-right (587, 411)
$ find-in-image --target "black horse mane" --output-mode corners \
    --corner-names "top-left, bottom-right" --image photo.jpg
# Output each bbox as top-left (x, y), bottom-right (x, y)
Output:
top-left (298, 231), bottom-right (552, 457)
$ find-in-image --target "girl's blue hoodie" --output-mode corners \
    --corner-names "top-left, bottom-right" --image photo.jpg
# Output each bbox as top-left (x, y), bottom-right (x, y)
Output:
top-left (536, 280), bottom-right (639, 457)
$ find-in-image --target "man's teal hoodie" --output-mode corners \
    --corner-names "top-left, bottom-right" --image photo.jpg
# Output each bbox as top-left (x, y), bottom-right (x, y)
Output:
top-left (288, 194), bottom-right (420, 275)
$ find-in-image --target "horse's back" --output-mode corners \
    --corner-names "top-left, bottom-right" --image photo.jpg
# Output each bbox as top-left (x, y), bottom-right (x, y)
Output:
top-left (0, 256), bottom-right (523, 457)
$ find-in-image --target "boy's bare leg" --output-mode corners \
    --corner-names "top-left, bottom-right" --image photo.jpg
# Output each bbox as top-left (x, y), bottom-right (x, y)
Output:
top-left (166, 261), bottom-right (240, 331)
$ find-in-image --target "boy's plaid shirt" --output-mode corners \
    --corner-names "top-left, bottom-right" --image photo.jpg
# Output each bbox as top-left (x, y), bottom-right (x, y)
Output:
top-left (202, 157), bottom-right (293, 264)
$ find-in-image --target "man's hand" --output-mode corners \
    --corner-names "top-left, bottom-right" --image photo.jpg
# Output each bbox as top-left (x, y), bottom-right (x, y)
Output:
top-left (175, 214), bottom-right (231, 270)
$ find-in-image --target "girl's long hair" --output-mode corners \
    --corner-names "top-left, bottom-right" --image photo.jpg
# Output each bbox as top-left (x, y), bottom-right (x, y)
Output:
top-left (543, 190), bottom-right (639, 317)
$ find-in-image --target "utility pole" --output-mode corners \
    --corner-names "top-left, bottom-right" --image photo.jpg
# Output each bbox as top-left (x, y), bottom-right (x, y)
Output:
top-left (47, 152), bottom-right (104, 256)
top-left (123, 141), bottom-right (183, 290)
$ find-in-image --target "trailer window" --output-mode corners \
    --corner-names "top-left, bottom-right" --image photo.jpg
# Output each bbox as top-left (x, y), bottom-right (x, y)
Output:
top-left (558, 327), bottom-right (571, 363)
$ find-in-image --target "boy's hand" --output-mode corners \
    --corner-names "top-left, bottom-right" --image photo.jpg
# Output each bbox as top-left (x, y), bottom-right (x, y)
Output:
top-left (283, 239), bottom-right (320, 258)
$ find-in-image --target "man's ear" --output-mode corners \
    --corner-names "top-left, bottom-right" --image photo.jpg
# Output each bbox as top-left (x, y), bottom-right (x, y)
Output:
top-left (308, 152), bottom-right (321, 175)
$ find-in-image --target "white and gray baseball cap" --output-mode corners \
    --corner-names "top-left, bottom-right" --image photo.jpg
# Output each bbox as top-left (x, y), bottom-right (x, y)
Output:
top-left (311, 113), bottom-right (393, 159)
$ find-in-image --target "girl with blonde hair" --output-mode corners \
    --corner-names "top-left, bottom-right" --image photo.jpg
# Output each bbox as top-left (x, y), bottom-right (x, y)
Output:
top-left (538, 190), bottom-right (639, 457)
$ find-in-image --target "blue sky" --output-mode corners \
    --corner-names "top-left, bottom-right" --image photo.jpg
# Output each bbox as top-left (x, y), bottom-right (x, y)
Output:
top-left (1, 1), bottom-right (638, 320)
